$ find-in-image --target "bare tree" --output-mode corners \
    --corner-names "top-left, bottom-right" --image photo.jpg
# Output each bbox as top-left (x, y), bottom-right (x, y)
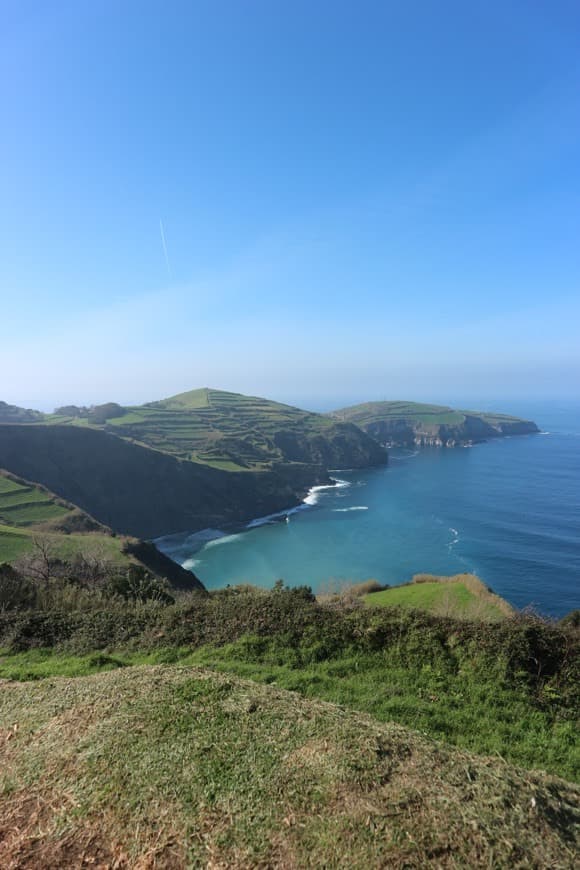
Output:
top-left (17, 536), bottom-right (56, 590)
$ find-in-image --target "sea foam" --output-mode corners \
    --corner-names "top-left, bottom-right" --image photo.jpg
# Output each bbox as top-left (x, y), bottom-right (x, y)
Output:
top-left (332, 506), bottom-right (368, 512)
top-left (303, 478), bottom-right (350, 506)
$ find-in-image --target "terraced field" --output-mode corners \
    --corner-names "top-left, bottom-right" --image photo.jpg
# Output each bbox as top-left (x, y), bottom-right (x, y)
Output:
top-left (106, 388), bottom-right (335, 467)
top-left (331, 400), bottom-right (538, 445)
top-left (60, 388), bottom-right (385, 471)
top-left (332, 400), bottom-right (517, 428)
top-left (0, 472), bottom-right (127, 564)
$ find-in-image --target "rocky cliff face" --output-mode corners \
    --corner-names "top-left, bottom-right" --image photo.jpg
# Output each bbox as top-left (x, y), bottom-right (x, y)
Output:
top-left (273, 423), bottom-right (387, 467)
top-left (348, 411), bottom-right (539, 448)
top-left (0, 425), bottom-right (329, 539)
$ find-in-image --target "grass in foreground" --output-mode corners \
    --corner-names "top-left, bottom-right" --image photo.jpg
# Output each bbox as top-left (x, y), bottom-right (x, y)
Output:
top-left (0, 585), bottom-right (577, 781)
top-left (0, 665), bottom-right (578, 868)
top-left (1, 627), bottom-right (577, 783)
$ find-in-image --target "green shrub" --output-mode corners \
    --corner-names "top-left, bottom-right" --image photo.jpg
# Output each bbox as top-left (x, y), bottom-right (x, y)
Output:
top-left (0, 563), bottom-right (35, 611)
top-left (104, 565), bottom-right (175, 604)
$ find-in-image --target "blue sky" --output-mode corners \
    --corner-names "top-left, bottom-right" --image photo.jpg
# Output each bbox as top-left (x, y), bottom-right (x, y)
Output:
top-left (2, 0), bottom-right (579, 410)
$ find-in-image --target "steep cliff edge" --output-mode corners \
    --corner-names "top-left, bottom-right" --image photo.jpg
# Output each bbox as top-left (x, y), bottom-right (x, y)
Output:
top-left (0, 468), bottom-right (205, 590)
top-left (330, 401), bottom-right (539, 447)
top-left (0, 425), bottom-right (328, 539)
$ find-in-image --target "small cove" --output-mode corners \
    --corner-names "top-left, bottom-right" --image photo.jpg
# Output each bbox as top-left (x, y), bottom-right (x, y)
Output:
top-left (157, 403), bottom-right (580, 618)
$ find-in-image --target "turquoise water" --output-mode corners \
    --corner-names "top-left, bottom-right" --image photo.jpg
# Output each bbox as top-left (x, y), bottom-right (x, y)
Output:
top-left (157, 403), bottom-right (580, 617)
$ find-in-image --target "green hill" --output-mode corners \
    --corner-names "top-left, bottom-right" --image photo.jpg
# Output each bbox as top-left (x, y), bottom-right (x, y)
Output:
top-left (0, 425), bottom-right (325, 539)
top-left (363, 573), bottom-right (514, 621)
top-left (44, 387), bottom-right (387, 471)
top-left (0, 470), bottom-right (204, 590)
top-left (93, 387), bottom-right (387, 471)
top-left (330, 400), bottom-right (539, 446)
top-left (0, 665), bottom-right (577, 867)
top-left (0, 389), bottom-right (386, 540)
top-left (0, 470), bottom-right (121, 564)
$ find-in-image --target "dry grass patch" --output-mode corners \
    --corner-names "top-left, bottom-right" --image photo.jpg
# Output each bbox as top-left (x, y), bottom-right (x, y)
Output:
top-left (0, 665), bottom-right (578, 867)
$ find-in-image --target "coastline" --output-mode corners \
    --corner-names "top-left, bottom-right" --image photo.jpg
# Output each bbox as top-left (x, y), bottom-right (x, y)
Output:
top-left (154, 476), bottom-right (350, 571)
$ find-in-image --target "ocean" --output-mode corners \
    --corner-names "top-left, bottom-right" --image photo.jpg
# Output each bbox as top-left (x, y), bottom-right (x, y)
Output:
top-left (157, 402), bottom-right (580, 618)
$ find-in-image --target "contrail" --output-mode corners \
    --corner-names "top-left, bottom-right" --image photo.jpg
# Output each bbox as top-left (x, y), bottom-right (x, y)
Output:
top-left (159, 219), bottom-right (172, 281)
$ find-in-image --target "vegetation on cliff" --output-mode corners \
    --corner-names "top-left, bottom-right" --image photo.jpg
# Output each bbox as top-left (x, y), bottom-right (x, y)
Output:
top-left (362, 573), bottom-right (514, 621)
top-left (0, 426), bottom-right (326, 539)
top-left (0, 401), bottom-right (43, 424)
top-left (330, 400), bottom-right (539, 446)
top-left (0, 470), bottom-right (121, 564)
top-left (50, 387), bottom-right (388, 471)
top-left (0, 470), bottom-right (204, 590)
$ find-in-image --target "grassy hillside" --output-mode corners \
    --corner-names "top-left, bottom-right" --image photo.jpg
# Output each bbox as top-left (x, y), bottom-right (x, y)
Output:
top-left (1, 584), bottom-right (577, 781)
top-left (334, 400), bottom-right (467, 427)
top-left (0, 470), bottom-right (204, 590)
top-left (0, 426), bottom-right (325, 539)
top-left (0, 471), bottom-right (124, 564)
top-left (331, 400), bottom-right (539, 446)
top-left (364, 573), bottom-right (513, 621)
top-left (43, 388), bottom-right (387, 471)
top-left (0, 665), bottom-right (577, 868)
top-left (99, 387), bottom-right (387, 470)
top-left (0, 390), bottom-right (385, 538)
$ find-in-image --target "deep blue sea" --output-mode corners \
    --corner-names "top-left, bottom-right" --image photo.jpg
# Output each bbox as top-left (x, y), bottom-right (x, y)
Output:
top-left (157, 403), bottom-right (580, 618)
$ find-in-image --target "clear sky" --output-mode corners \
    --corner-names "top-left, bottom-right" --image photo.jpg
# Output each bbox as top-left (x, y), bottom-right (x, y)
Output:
top-left (2, 0), bottom-right (579, 411)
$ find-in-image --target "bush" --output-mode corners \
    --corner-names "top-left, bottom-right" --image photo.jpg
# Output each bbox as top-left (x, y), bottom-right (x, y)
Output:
top-left (104, 566), bottom-right (175, 604)
top-left (0, 563), bottom-right (35, 611)
top-left (0, 580), bottom-right (577, 721)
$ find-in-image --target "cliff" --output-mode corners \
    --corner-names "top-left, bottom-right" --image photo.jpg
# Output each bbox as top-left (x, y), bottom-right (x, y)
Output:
top-left (330, 400), bottom-right (539, 447)
top-left (47, 387), bottom-right (387, 471)
top-left (0, 425), bottom-right (328, 540)
top-left (0, 468), bottom-right (205, 590)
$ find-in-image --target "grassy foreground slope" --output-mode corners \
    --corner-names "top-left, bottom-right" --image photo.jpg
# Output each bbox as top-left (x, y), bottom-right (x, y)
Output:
top-left (331, 400), bottom-right (539, 446)
top-left (1, 585), bottom-right (577, 781)
top-left (1, 665), bottom-right (578, 868)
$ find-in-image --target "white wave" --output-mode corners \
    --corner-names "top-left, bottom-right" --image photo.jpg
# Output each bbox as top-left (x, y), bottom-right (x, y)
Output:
top-left (389, 449), bottom-right (419, 461)
top-left (303, 477), bottom-right (351, 506)
top-left (332, 506), bottom-right (369, 512)
top-left (448, 527), bottom-right (460, 550)
top-left (204, 533), bottom-right (244, 549)
top-left (182, 557), bottom-right (201, 570)
top-left (246, 504), bottom-right (306, 528)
